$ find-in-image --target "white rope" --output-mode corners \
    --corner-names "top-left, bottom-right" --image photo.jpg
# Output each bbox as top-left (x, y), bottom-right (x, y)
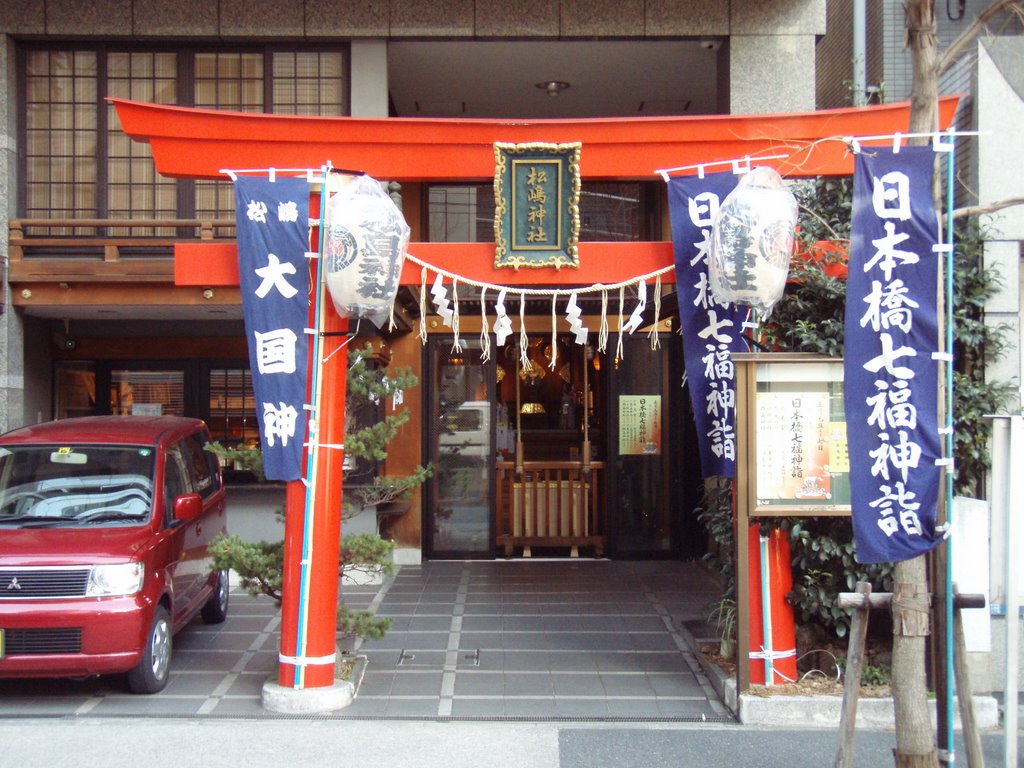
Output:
top-left (479, 286), bottom-right (491, 362)
top-left (749, 646), bottom-right (798, 684)
top-left (616, 286), bottom-right (625, 361)
top-left (549, 296), bottom-right (558, 371)
top-left (404, 252), bottom-right (673, 300)
top-left (518, 292), bottom-right (529, 369)
top-left (598, 290), bottom-right (609, 354)
top-left (451, 278), bottom-right (463, 353)
top-left (417, 267), bottom-right (428, 343)
top-left (648, 274), bottom-right (662, 351)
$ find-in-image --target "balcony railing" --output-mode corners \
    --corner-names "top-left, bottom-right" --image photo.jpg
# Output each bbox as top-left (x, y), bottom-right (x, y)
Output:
top-left (8, 218), bottom-right (235, 283)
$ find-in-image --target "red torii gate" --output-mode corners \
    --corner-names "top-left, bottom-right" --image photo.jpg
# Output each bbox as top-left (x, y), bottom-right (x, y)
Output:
top-left (111, 96), bottom-right (959, 711)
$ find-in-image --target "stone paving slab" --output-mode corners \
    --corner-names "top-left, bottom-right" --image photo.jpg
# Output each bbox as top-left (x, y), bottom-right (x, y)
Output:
top-left (0, 560), bottom-right (729, 721)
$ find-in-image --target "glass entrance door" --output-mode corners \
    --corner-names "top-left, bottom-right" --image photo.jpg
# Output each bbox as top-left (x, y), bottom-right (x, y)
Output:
top-left (607, 335), bottom-right (673, 555)
top-left (425, 339), bottom-right (494, 558)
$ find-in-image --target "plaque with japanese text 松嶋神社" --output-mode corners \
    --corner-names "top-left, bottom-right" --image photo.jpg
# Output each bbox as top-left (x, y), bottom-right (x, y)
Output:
top-left (494, 142), bottom-right (581, 269)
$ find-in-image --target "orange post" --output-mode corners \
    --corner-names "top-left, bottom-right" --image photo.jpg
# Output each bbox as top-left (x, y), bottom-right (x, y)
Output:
top-left (277, 249), bottom-right (348, 688)
top-left (747, 525), bottom-right (798, 685)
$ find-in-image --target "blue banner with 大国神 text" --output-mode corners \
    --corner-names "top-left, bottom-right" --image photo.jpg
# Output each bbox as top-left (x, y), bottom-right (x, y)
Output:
top-left (844, 146), bottom-right (944, 563)
top-left (668, 172), bottom-right (748, 478)
top-left (234, 176), bottom-right (310, 482)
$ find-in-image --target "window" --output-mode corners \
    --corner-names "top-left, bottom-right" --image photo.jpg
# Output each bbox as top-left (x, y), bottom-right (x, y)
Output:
top-left (111, 370), bottom-right (185, 417)
top-left (207, 368), bottom-right (258, 448)
top-left (24, 50), bottom-right (98, 232)
top-left (21, 45), bottom-right (349, 224)
top-left (106, 52), bottom-right (178, 234)
top-left (162, 449), bottom-right (189, 523)
top-left (180, 433), bottom-right (221, 499)
top-left (272, 52), bottom-right (346, 115)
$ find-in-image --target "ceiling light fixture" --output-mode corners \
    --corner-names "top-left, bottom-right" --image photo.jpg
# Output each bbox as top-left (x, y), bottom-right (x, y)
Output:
top-left (536, 80), bottom-right (570, 97)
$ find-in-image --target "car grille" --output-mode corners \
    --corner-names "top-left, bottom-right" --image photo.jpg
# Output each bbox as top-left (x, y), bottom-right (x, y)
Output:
top-left (3, 627), bottom-right (83, 655)
top-left (0, 568), bottom-right (91, 599)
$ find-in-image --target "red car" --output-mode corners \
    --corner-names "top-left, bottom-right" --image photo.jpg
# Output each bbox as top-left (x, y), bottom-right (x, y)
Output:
top-left (0, 416), bottom-right (229, 693)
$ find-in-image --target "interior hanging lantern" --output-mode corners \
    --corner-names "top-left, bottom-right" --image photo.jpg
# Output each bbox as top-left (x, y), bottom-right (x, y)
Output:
top-left (708, 166), bottom-right (798, 316)
top-left (324, 174), bottom-right (411, 328)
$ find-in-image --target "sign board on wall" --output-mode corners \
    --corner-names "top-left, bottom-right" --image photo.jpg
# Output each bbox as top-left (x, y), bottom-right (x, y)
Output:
top-left (618, 395), bottom-right (662, 456)
top-left (494, 142), bottom-right (581, 269)
top-left (755, 391), bottom-right (848, 505)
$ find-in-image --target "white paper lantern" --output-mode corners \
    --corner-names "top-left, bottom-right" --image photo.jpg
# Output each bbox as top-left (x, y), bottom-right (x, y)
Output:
top-left (324, 174), bottom-right (411, 328)
top-left (708, 166), bottom-right (798, 316)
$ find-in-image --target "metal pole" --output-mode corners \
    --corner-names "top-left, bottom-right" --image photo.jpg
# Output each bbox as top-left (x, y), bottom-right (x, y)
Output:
top-left (853, 0), bottom-right (867, 106)
top-left (760, 533), bottom-right (775, 685)
top-left (942, 133), bottom-right (957, 764)
top-left (1005, 417), bottom-right (1021, 768)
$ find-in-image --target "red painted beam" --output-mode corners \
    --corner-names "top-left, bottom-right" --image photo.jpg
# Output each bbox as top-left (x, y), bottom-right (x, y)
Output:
top-left (111, 97), bottom-right (961, 182)
top-left (177, 240), bottom-right (678, 287)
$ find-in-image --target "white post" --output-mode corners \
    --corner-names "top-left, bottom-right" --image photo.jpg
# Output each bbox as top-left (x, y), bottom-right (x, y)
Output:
top-left (1005, 416), bottom-right (1021, 768)
top-left (852, 0), bottom-right (867, 107)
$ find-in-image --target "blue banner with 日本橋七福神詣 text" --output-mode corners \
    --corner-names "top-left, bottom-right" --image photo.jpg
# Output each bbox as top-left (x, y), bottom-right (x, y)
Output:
top-left (844, 146), bottom-right (944, 563)
top-left (668, 172), bottom-right (748, 478)
top-left (234, 176), bottom-right (311, 481)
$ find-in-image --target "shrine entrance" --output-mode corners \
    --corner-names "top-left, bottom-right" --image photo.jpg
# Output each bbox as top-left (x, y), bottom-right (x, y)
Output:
top-left (423, 327), bottom-right (704, 560)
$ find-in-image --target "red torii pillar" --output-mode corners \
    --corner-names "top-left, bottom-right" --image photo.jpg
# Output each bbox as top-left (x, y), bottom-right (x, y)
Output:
top-left (262, 194), bottom-right (353, 711)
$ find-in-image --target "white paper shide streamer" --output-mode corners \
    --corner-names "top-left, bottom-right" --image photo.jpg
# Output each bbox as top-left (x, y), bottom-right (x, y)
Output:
top-left (493, 289), bottom-right (513, 346)
top-left (565, 292), bottom-right (588, 345)
top-left (621, 280), bottom-right (647, 334)
top-left (431, 272), bottom-right (454, 327)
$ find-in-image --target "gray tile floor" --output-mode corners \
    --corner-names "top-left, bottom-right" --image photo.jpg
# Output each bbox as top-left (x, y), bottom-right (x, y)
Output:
top-left (0, 560), bottom-right (730, 722)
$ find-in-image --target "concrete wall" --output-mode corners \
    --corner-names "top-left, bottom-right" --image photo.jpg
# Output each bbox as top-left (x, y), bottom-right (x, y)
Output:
top-left (0, 0), bottom-right (822, 40)
top-left (0, 33), bottom-right (21, 434)
top-left (728, 0), bottom-right (824, 114)
top-left (977, 38), bottom-right (1024, 413)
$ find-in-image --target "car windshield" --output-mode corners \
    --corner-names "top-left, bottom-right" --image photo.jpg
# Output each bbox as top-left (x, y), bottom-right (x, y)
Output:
top-left (0, 444), bottom-right (155, 526)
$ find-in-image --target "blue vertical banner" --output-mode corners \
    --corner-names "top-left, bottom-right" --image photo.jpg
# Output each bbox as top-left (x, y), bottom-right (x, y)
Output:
top-left (668, 172), bottom-right (748, 478)
top-left (234, 177), bottom-right (311, 481)
top-left (845, 146), bottom-right (944, 563)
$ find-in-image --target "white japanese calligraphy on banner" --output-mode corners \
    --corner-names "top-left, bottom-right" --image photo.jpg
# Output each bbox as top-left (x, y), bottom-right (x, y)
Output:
top-left (844, 147), bottom-right (943, 564)
top-left (668, 173), bottom-right (748, 478)
top-left (234, 177), bottom-right (311, 481)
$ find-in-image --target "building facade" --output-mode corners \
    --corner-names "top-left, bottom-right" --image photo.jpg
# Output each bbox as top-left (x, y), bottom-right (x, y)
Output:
top-left (0, 0), bottom-right (828, 563)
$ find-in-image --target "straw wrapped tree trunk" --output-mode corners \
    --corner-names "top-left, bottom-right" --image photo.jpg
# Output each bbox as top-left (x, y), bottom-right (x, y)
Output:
top-left (891, 4), bottom-right (941, 766)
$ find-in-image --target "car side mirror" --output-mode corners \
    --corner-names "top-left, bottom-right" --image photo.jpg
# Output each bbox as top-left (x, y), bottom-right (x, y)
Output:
top-left (173, 493), bottom-right (203, 522)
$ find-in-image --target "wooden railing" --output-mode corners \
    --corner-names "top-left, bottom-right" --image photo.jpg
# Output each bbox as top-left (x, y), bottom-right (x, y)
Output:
top-left (8, 218), bottom-right (235, 283)
top-left (495, 460), bottom-right (606, 558)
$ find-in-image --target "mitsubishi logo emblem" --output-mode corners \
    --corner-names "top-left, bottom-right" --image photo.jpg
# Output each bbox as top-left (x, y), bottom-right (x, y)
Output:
top-left (6, 577), bottom-right (21, 591)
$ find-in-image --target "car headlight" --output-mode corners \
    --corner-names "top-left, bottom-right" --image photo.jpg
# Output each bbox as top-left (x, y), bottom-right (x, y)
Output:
top-left (87, 563), bottom-right (144, 597)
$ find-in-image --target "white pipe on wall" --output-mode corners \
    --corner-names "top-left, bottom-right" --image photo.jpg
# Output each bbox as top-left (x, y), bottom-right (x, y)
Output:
top-left (853, 0), bottom-right (867, 106)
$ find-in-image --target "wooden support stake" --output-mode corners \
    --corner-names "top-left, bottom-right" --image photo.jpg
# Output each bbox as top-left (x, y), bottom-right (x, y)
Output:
top-left (953, 585), bottom-right (985, 768)
top-left (835, 581), bottom-right (872, 768)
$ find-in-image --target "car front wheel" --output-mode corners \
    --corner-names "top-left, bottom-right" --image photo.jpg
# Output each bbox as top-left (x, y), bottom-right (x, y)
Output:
top-left (127, 605), bottom-right (172, 694)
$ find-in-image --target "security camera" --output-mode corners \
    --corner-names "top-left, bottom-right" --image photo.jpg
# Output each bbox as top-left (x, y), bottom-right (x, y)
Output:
top-left (62, 337), bottom-right (77, 351)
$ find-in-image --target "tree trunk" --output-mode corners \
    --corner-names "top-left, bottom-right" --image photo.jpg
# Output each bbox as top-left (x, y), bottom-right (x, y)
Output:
top-left (893, 4), bottom-right (941, 766)
top-left (891, 557), bottom-right (938, 767)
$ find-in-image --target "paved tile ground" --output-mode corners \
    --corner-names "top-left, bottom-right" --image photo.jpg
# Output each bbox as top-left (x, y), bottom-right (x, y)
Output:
top-left (0, 560), bottom-right (728, 721)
